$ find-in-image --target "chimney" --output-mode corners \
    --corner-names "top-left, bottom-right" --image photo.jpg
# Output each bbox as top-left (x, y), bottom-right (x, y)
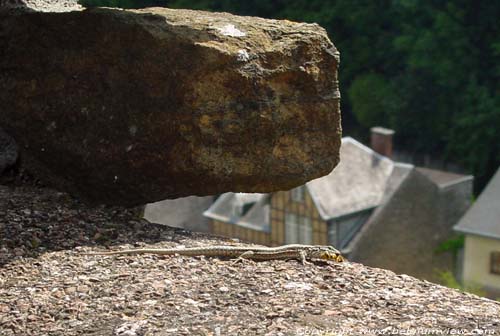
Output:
top-left (370, 127), bottom-right (395, 158)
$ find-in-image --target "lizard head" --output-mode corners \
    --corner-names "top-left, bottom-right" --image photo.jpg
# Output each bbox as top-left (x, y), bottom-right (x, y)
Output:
top-left (310, 246), bottom-right (344, 262)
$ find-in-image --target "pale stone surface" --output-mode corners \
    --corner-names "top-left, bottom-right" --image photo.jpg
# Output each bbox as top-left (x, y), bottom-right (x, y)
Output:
top-left (0, 7), bottom-right (341, 206)
top-left (0, 0), bottom-right (82, 12)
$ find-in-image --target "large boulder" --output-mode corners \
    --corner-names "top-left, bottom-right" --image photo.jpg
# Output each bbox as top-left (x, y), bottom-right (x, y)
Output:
top-left (0, 6), bottom-right (341, 206)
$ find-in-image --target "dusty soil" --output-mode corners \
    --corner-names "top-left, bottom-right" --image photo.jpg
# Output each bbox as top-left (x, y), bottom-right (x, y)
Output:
top-left (1, 184), bottom-right (500, 335)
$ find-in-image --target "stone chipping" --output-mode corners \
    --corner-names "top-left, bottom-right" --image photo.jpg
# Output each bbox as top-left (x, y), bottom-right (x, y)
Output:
top-left (1, 184), bottom-right (499, 335)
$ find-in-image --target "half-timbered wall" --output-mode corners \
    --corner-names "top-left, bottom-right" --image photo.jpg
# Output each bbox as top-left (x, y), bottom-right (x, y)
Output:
top-left (210, 188), bottom-right (328, 246)
top-left (210, 220), bottom-right (271, 245)
top-left (270, 189), bottom-right (328, 246)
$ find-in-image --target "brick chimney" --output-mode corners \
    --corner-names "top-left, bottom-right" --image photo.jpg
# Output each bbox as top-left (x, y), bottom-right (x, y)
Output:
top-left (370, 127), bottom-right (395, 158)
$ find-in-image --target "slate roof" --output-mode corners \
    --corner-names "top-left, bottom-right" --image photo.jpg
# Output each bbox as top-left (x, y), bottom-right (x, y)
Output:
top-left (306, 137), bottom-right (395, 220)
top-left (347, 167), bottom-right (473, 281)
top-left (144, 195), bottom-right (214, 232)
top-left (342, 162), bottom-right (414, 254)
top-left (416, 167), bottom-right (473, 189)
top-left (454, 167), bottom-right (500, 239)
top-left (203, 192), bottom-right (270, 232)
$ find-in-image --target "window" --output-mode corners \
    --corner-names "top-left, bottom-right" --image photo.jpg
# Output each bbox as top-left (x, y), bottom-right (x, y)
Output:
top-left (285, 213), bottom-right (298, 244)
top-left (338, 211), bottom-right (371, 247)
top-left (232, 200), bottom-right (255, 218)
top-left (232, 203), bottom-right (243, 217)
top-left (291, 186), bottom-right (305, 203)
top-left (285, 213), bottom-right (312, 244)
top-left (328, 222), bottom-right (338, 246)
top-left (328, 210), bottom-right (371, 249)
top-left (300, 217), bottom-right (312, 244)
top-left (491, 252), bottom-right (500, 275)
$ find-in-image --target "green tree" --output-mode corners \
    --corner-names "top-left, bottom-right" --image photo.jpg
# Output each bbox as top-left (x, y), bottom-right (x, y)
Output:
top-left (391, 0), bottom-right (500, 191)
top-left (348, 73), bottom-right (398, 128)
top-left (448, 80), bottom-right (500, 191)
top-left (436, 270), bottom-right (486, 297)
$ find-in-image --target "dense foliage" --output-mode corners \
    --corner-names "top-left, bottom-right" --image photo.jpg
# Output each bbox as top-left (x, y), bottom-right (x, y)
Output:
top-left (80, 0), bottom-right (499, 193)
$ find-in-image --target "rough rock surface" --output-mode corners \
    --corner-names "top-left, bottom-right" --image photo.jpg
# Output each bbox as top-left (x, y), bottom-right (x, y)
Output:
top-left (0, 7), bottom-right (341, 206)
top-left (0, 128), bottom-right (17, 174)
top-left (1, 184), bottom-right (499, 336)
top-left (0, 0), bottom-right (82, 12)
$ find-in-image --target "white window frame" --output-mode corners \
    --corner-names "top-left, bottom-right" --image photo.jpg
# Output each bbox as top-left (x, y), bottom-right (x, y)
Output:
top-left (232, 203), bottom-right (241, 217)
top-left (285, 213), bottom-right (299, 244)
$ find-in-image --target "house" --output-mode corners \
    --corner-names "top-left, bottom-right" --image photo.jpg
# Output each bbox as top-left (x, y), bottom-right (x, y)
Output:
top-left (454, 167), bottom-right (500, 297)
top-left (143, 195), bottom-right (214, 232)
top-left (204, 128), bottom-right (473, 282)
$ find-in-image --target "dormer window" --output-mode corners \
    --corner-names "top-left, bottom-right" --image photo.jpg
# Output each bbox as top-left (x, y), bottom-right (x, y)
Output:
top-left (291, 186), bottom-right (305, 203)
top-left (232, 203), bottom-right (243, 217)
top-left (232, 194), bottom-right (257, 218)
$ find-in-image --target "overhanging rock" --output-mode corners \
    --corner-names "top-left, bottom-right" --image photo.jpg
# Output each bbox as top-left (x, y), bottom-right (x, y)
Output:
top-left (0, 6), bottom-right (341, 206)
top-left (0, 128), bottom-right (17, 174)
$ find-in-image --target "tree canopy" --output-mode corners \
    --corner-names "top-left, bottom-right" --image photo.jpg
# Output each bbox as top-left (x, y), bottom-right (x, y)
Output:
top-left (79, 0), bottom-right (500, 193)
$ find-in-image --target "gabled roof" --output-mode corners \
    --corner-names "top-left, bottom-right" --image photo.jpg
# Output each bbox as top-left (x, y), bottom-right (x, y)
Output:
top-left (345, 166), bottom-right (473, 281)
top-left (454, 167), bottom-right (500, 239)
top-left (306, 137), bottom-right (395, 220)
top-left (343, 162), bottom-right (414, 254)
top-left (416, 167), bottom-right (473, 189)
top-left (203, 192), bottom-right (270, 232)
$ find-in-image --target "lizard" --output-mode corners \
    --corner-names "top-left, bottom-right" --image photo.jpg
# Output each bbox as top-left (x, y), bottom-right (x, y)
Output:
top-left (82, 244), bottom-right (345, 264)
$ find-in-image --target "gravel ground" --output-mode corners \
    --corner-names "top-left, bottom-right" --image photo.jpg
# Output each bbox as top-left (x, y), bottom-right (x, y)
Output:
top-left (1, 184), bottom-right (500, 336)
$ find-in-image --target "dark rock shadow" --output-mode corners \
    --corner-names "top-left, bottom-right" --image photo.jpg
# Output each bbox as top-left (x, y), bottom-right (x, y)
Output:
top-left (0, 184), bottom-right (204, 267)
top-left (0, 0), bottom-right (34, 13)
